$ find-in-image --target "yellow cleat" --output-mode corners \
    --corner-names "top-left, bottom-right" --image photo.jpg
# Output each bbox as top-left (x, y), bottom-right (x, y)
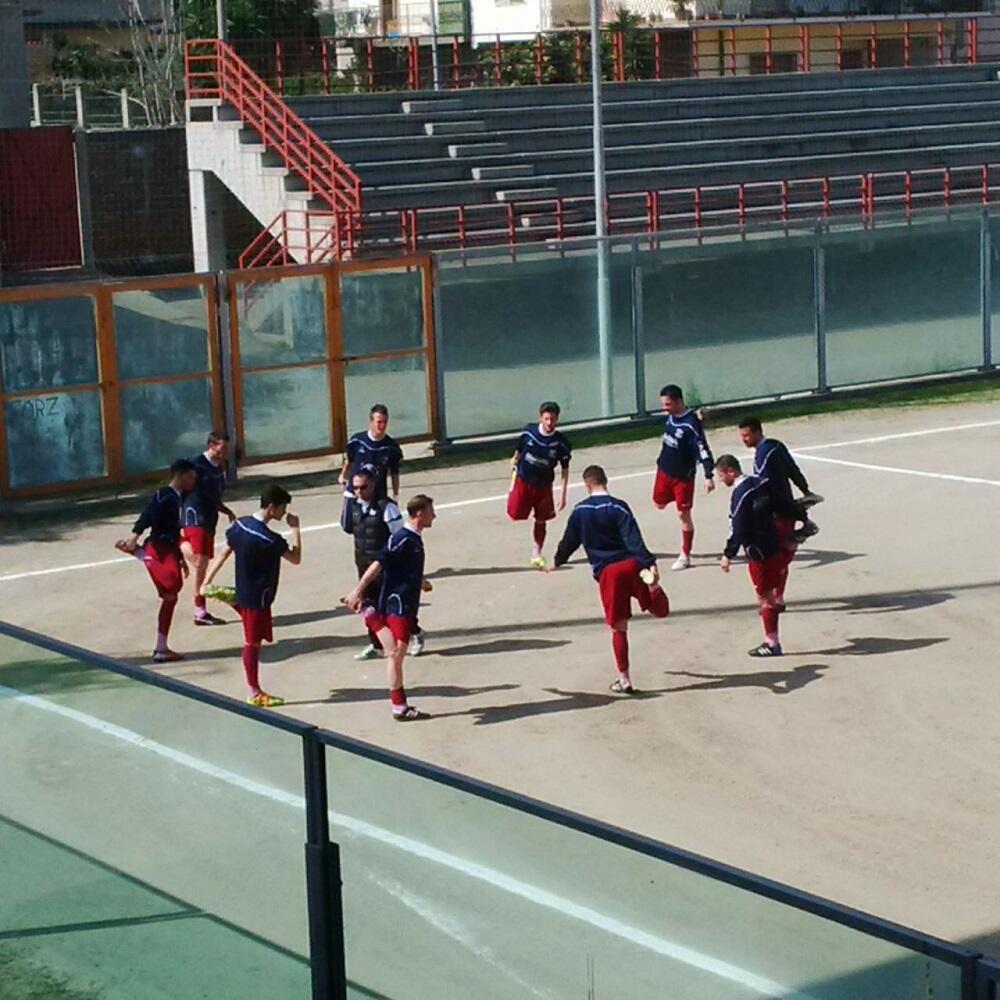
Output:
top-left (247, 692), bottom-right (285, 708)
top-left (529, 555), bottom-right (546, 569)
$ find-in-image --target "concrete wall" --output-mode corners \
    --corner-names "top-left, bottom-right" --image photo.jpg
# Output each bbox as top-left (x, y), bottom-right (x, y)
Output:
top-left (0, 1), bottom-right (30, 128)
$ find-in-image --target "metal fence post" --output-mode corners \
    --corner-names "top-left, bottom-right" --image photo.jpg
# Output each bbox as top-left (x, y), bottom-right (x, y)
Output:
top-left (74, 85), bottom-right (86, 129)
top-left (981, 210), bottom-right (993, 371)
top-left (215, 271), bottom-right (239, 483)
top-left (814, 223), bottom-right (828, 394)
top-left (120, 88), bottom-right (130, 129)
top-left (31, 83), bottom-right (41, 126)
top-left (431, 260), bottom-right (449, 444)
top-left (302, 735), bottom-right (348, 1000)
top-left (630, 238), bottom-right (646, 416)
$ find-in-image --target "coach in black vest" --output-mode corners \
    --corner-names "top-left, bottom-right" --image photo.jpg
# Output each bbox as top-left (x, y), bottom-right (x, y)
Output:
top-left (342, 468), bottom-right (424, 659)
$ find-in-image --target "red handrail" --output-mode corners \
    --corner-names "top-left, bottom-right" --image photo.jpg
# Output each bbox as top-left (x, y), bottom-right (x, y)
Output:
top-left (239, 163), bottom-right (997, 265)
top-left (186, 39), bottom-right (361, 261)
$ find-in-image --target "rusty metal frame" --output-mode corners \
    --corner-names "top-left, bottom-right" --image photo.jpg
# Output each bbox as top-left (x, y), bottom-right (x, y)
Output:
top-left (228, 257), bottom-right (439, 466)
top-left (0, 273), bottom-right (225, 499)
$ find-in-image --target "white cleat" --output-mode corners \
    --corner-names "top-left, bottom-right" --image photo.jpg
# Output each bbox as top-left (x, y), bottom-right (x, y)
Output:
top-left (353, 644), bottom-right (381, 661)
top-left (408, 632), bottom-right (426, 657)
top-left (671, 555), bottom-right (691, 571)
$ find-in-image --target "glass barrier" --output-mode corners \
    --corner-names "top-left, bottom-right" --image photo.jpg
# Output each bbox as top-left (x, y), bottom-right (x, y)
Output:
top-left (823, 215), bottom-right (983, 387)
top-left (241, 364), bottom-right (333, 458)
top-left (120, 378), bottom-right (215, 474)
top-left (340, 267), bottom-right (425, 357)
top-left (345, 354), bottom-right (429, 439)
top-left (0, 632), bottom-right (312, 999)
top-left (637, 228), bottom-right (818, 408)
top-left (4, 389), bottom-right (106, 490)
top-left (437, 246), bottom-right (636, 437)
top-left (113, 285), bottom-right (211, 380)
top-left (236, 274), bottom-right (327, 368)
top-left (0, 295), bottom-right (99, 392)
top-left (989, 216), bottom-right (1000, 367)
top-left (323, 740), bottom-right (969, 1000)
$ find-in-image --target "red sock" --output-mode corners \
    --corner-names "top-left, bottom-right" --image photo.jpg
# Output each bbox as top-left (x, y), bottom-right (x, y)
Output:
top-left (390, 686), bottom-right (407, 708)
top-left (532, 521), bottom-right (547, 550)
top-left (242, 645), bottom-right (260, 694)
top-left (194, 594), bottom-right (207, 612)
top-left (612, 630), bottom-right (629, 672)
top-left (681, 529), bottom-right (694, 557)
top-left (761, 607), bottom-right (780, 640)
top-left (157, 598), bottom-right (176, 641)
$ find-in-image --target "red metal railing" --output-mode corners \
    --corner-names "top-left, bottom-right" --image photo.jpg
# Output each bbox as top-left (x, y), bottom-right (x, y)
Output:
top-left (224, 15), bottom-right (987, 95)
top-left (185, 39), bottom-right (362, 258)
top-left (243, 163), bottom-right (996, 262)
top-left (238, 209), bottom-right (348, 268)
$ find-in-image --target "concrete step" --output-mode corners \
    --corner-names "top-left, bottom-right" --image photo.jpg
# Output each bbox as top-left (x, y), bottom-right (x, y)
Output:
top-left (402, 98), bottom-right (465, 113)
top-left (449, 142), bottom-right (509, 158)
top-left (495, 187), bottom-right (559, 202)
top-left (471, 164), bottom-right (535, 180)
top-left (424, 120), bottom-right (486, 136)
top-left (520, 209), bottom-right (587, 229)
top-left (285, 64), bottom-right (1000, 117)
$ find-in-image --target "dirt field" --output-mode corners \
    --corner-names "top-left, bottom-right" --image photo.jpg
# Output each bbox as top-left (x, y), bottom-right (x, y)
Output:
top-left (3, 397), bottom-right (1000, 964)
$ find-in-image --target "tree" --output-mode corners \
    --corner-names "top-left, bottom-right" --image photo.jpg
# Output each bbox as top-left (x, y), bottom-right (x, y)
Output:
top-left (182, 0), bottom-right (320, 40)
top-left (124, 0), bottom-right (185, 125)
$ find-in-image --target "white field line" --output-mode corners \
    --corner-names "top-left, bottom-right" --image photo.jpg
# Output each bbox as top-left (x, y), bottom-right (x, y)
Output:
top-left (793, 453), bottom-right (1000, 487)
top-left (3, 416), bottom-right (998, 586)
top-left (0, 681), bottom-right (809, 999)
top-left (790, 418), bottom-right (1000, 453)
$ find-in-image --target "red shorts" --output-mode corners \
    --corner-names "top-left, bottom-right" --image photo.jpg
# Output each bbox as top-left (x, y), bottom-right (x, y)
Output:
top-left (597, 557), bottom-right (668, 626)
top-left (773, 515), bottom-right (796, 568)
top-left (748, 553), bottom-right (785, 598)
top-left (652, 470), bottom-right (695, 512)
top-left (139, 540), bottom-right (183, 599)
top-left (238, 606), bottom-right (274, 645)
top-left (367, 613), bottom-right (413, 645)
top-left (181, 526), bottom-right (215, 558)
top-left (507, 476), bottom-right (556, 522)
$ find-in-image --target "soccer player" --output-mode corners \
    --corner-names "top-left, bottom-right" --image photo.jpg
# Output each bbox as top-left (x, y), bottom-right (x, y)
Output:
top-left (548, 465), bottom-right (669, 694)
top-left (344, 494), bottom-right (436, 721)
top-left (181, 430), bottom-right (236, 626)
top-left (342, 467), bottom-right (409, 661)
top-left (653, 384), bottom-right (715, 570)
top-left (715, 454), bottom-right (785, 657)
top-left (115, 459), bottom-right (198, 663)
top-left (200, 483), bottom-right (303, 707)
top-left (738, 415), bottom-right (823, 608)
top-left (507, 401), bottom-right (572, 568)
top-left (339, 404), bottom-right (403, 504)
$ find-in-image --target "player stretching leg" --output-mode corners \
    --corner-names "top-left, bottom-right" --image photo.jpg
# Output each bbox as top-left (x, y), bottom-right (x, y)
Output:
top-left (181, 430), bottom-right (236, 626)
top-left (338, 404), bottom-right (428, 655)
top-left (344, 495), bottom-right (436, 721)
top-left (548, 466), bottom-right (669, 694)
top-left (715, 455), bottom-right (786, 657)
top-left (508, 401), bottom-right (572, 569)
top-left (342, 468), bottom-right (404, 660)
top-left (201, 483), bottom-right (303, 707)
top-left (115, 459), bottom-right (197, 663)
top-left (738, 416), bottom-right (823, 609)
top-left (653, 385), bottom-right (715, 570)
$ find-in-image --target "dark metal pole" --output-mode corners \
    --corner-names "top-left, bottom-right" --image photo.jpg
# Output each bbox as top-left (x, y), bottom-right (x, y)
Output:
top-left (981, 210), bottom-right (992, 371)
top-left (814, 225), bottom-right (828, 394)
top-left (302, 735), bottom-right (347, 1000)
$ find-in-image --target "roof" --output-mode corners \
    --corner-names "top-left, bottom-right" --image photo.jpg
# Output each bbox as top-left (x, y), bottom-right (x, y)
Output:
top-left (22, 0), bottom-right (165, 28)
